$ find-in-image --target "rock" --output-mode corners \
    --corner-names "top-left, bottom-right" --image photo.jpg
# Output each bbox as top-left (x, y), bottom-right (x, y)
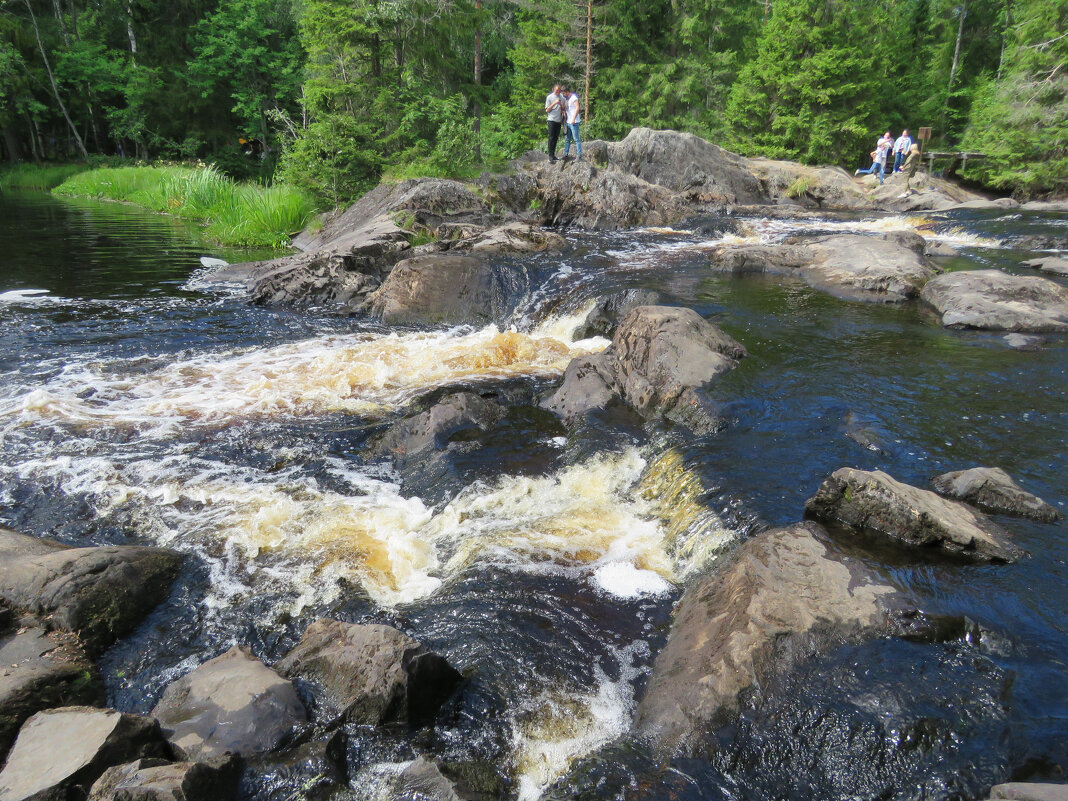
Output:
top-left (274, 619), bottom-right (462, 727)
top-left (633, 522), bottom-right (895, 756)
top-left (151, 646), bottom-right (306, 760)
top-left (1012, 234), bottom-right (1068, 251)
top-left (0, 628), bottom-right (101, 760)
top-left (1021, 256), bottom-right (1068, 277)
top-left (944, 198), bottom-right (1021, 210)
top-left (920, 270), bottom-right (1068, 332)
top-left (708, 233), bottom-right (937, 302)
top-left (924, 241), bottom-right (959, 257)
top-left (366, 253), bottom-right (527, 326)
top-left (396, 757), bottom-right (463, 801)
top-left (468, 221), bottom-right (567, 254)
top-left (543, 306), bottom-right (746, 433)
top-left (1020, 201), bottom-right (1068, 213)
top-left (377, 392), bottom-right (504, 466)
top-left (0, 528), bottom-right (182, 654)
top-left (1003, 333), bottom-right (1046, 350)
top-left (931, 467), bottom-right (1062, 522)
top-left (986, 782), bottom-right (1068, 801)
top-left (87, 756), bottom-right (239, 801)
top-left (805, 468), bottom-right (1024, 562)
top-left (747, 158), bottom-right (873, 210)
top-left (0, 706), bottom-right (170, 801)
top-left (872, 173), bottom-right (987, 211)
top-left (244, 731), bottom-right (347, 801)
top-left (574, 289), bottom-right (664, 340)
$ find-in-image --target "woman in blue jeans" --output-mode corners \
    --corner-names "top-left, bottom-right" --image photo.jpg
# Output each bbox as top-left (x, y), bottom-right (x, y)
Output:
top-left (562, 87), bottom-right (582, 160)
top-left (855, 133), bottom-right (892, 184)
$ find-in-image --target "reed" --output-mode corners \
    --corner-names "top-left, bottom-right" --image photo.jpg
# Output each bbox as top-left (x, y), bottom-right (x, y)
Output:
top-left (0, 163), bottom-right (91, 190)
top-left (54, 165), bottom-right (316, 247)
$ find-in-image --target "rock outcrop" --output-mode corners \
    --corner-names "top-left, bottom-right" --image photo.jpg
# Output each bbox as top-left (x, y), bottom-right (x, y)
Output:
top-left (0, 627), bottom-right (101, 759)
top-left (1022, 256), bottom-right (1068, 277)
top-left (983, 783), bottom-right (1068, 801)
top-left (805, 468), bottom-right (1025, 562)
top-left (87, 756), bottom-right (239, 801)
top-left (0, 707), bottom-right (170, 801)
top-left (377, 392), bottom-right (504, 467)
top-left (274, 619), bottom-right (462, 727)
top-left (544, 305), bottom-right (746, 433)
top-left (151, 646), bottom-right (306, 760)
top-left (633, 522), bottom-right (895, 756)
top-left (920, 270), bottom-right (1068, 331)
top-left (0, 528), bottom-right (182, 654)
top-left (747, 158), bottom-right (873, 210)
top-left (707, 233), bottom-right (938, 302)
top-left (931, 467), bottom-right (1062, 522)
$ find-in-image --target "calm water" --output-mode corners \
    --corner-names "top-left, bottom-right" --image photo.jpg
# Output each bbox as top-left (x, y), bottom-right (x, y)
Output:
top-left (0, 190), bottom-right (1065, 801)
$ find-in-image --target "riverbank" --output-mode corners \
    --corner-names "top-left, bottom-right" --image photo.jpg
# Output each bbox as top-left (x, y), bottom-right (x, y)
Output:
top-left (47, 165), bottom-right (317, 248)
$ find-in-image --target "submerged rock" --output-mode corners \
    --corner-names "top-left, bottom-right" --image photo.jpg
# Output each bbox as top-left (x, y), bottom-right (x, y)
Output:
top-left (87, 756), bottom-right (239, 801)
top-left (544, 305), bottom-right (746, 433)
top-left (275, 619), bottom-right (462, 727)
top-left (366, 253), bottom-right (527, 326)
top-left (0, 627), bottom-right (101, 760)
top-left (0, 706), bottom-right (170, 801)
top-left (633, 522), bottom-right (896, 756)
top-left (1003, 333), bottom-right (1046, 350)
top-left (931, 467), bottom-right (1062, 522)
top-left (707, 233), bottom-right (938, 302)
top-left (805, 467), bottom-right (1024, 562)
top-left (920, 270), bottom-right (1068, 332)
top-left (377, 392), bottom-right (505, 466)
top-left (151, 646), bottom-right (306, 760)
top-left (0, 528), bottom-right (182, 654)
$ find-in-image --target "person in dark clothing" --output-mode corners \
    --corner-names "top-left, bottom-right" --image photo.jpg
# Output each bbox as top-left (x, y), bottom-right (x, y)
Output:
top-left (545, 83), bottom-right (564, 162)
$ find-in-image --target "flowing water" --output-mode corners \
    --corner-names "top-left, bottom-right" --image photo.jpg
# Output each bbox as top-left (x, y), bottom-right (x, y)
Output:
top-left (0, 190), bottom-right (1065, 800)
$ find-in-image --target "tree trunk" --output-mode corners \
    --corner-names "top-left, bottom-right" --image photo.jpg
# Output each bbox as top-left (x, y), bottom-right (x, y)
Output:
top-left (947, 0), bottom-right (968, 92)
top-left (126, 1), bottom-right (138, 64)
top-left (24, 0), bottom-right (89, 159)
top-left (2, 126), bottom-right (22, 165)
top-left (473, 0), bottom-right (482, 161)
top-left (50, 0), bottom-right (71, 45)
top-left (585, 0), bottom-right (592, 121)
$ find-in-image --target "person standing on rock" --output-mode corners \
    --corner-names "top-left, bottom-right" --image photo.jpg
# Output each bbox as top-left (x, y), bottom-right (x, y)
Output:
top-left (562, 86), bottom-right (582, 161)
top-left (855, 132), bottom-right (892, 184)
top-left (899, 143), bottom-right (922, 196)
top-left (892, 129), bottom-right (912, 173)
top-left (545, 83), bottom-right (565, 163)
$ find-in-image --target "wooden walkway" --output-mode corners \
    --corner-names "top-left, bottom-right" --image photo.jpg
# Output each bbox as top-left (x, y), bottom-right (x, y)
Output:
top-left (924, 151), bottom-right (987, 172)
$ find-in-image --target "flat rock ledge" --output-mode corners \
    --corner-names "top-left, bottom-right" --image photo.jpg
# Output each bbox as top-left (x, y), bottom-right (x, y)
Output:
top-left (0, 528), bottom-right (182, 654)
top-left (920, 269), bottom-right (1068, 332)
top-left (151, 646), bottom-right (306, 761)
top-left (633, 522), bottom-right (895, 757)
top-left (931, 467), bottom-right (1062, 522)
top-left (1021, 256), bottom-right (1068, 277)
top-left (0, 706), bottom-right (170, 801)
top-left (543, 305), bottom-right (746, 433)
top-left (805, 467), bottom-right (1025, 562)
top-left (87, 756), bottom-right (239, 801)
top-left (275, 619), bottom-right (462, 727)
top-left (707, 232), bottom-right (937, 303)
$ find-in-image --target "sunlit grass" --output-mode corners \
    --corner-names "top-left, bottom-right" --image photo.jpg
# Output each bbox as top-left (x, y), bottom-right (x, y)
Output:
top-left (54, 165), bottom-right (317, 248)
top-left (0, 163), bottom-right (92, 190)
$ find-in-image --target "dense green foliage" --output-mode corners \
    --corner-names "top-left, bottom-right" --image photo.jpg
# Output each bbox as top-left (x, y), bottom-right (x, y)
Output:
top-left (54, 165), bottom-right (316, 246)
top-left (1, 0), bottom-right (1064, 200)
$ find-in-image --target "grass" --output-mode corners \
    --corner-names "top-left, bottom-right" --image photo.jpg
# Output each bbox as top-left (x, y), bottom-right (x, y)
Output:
top-left (0, 162), bottom-right (94, 190)
top-left (53, 164), bottom-right (317, 248)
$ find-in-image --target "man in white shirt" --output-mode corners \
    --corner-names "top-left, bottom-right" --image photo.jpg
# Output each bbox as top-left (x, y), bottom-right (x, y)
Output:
top-left (855, 132), bottom-right (892, 184)
top-left (892, 130), bottom-right (912, 173)
top-left (545, 83), bottom-right (564, 163)
top-left (562, 87), bottom-right (582, 160)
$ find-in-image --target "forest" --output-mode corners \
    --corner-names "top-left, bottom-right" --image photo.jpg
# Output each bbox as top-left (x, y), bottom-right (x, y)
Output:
top-left (0, 0), bottom-right (1065, 203)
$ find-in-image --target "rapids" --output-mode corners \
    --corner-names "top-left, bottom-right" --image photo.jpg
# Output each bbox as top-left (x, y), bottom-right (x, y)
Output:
top-left (0, 190), bottom-right (1065, 800)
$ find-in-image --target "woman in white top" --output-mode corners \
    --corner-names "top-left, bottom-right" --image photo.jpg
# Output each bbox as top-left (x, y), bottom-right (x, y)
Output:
top-left (562, 87), bottom-right (582, 160)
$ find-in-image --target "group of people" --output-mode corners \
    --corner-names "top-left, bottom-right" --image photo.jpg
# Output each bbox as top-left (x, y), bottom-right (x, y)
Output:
top-left (544, 83), bottom-right (582, 163)
top-left (855, 129), bottom-right (922, 194)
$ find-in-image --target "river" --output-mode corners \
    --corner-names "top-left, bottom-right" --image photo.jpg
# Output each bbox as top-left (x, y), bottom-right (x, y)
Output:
top-left (0, 189), bottom-right (1065, 800)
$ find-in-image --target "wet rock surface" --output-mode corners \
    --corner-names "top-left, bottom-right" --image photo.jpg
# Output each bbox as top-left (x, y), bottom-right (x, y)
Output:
top-left (0, 706), bottom-right (170, 801)
top-left (151, 646), bottom-right (306, 760)
top-left (805, 467), bottom-right (1024, 562)
top-left (707, 233), bottom-right (938, 302)
top-left (985, 783), bottom-right (1068, 801)
top-left (574, 289), bottom-right (664, 340)
top-left (544, 305), bottom-right (746, 433)
top-left (0, 627), bottom-right (101, 759)
top-left (633, 522), bottom-right (896, 756)
top-left (931, 467), bottom-right (1062, 522)
top-left (1022, 256), bottom-right (1068, 277)
top-left (275, 619), bottom-right (462, 727)
top-left (0, 528), bottom-right (182, 654)
top-left (920, 270), bottom-right (1068, 331)
top-left (87, 756), bottom-right (239, 801)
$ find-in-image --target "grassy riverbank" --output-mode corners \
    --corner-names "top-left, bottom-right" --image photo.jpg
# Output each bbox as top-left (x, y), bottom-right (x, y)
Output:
top-left (0, 162), bottom-right (95, 190)
top-left (53, 165), bottom-right (317, 248)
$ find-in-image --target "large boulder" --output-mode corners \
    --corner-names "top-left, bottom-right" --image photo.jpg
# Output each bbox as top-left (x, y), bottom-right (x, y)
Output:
top-left (633, 522), bottom-right (896, 756)
top-left (0, 707), bottom-right (170, 801)
top-left (0, 528), bottom-right (182, 654)
top-left (805, 468), bottom-right (1025, 562)
top-left (274, 619), bottom-right (462, 727)
top-left (747, 158), bottom-right (873, 210)
top-left (365, 253), bottom-right (527, 326)
top-left (151, 646), bottom-right (306, 760)
top-left (543, 306), bottom-right (746, 432)
top-left (920, 270), bottom-right (1068, 331)
top-left (707, 233), bottom-right (938, 302)
top-left (0, 628), bottom-right (101, 760)
top-left (930, 467), bottom-right (1062, 522)
top-left (87, 756), bottom-right (239, 801)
